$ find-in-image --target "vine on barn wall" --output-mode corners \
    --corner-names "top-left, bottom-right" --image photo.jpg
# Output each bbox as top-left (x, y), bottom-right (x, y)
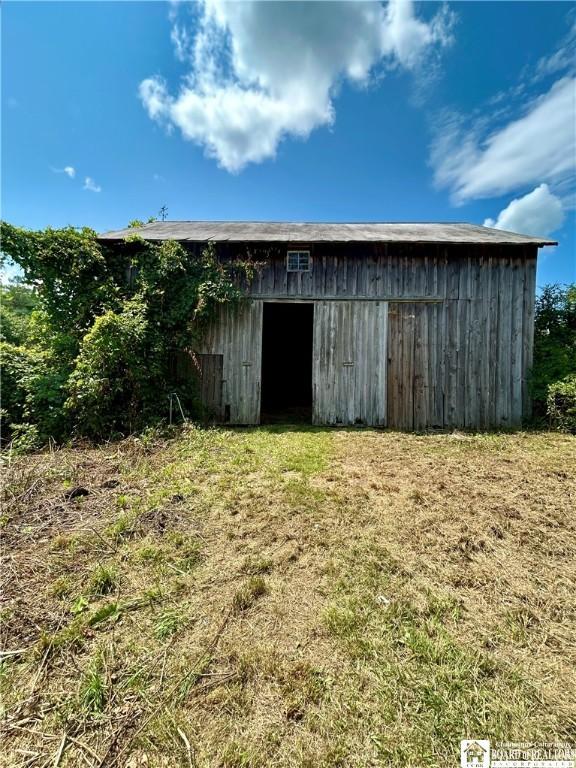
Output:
top-left (0, 221), bottom-right (257, 444)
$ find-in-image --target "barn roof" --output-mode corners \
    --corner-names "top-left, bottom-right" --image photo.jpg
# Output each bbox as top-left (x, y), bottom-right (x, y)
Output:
top-left (99, 221), bottom-right (556, 246)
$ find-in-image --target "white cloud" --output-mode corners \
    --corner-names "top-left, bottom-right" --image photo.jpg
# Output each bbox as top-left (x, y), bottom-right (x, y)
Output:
top-left (484, 184), bottom-right (564, 238)
top-left (51, 165), bottom-right (76, 178)
top-left (532, 13), bottom-right (576, 82)
top-left (431, 76), bottom-right (576, 204)
top-left (170, 21), bottom-right (191, 63)
top-left (83, 176), bottom-right (102, 193)
top-left (140, 0), bottom-right (453, 172)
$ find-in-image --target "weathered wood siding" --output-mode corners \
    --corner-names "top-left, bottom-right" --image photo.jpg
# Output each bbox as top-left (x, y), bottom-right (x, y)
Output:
top-left (313, 301), bottom-right (387, 426)
top-left (197, 244), bottom-right (538, 429)
top-left (198, 301), bottom-right (263, 424)
top-left (241, 244), bottom-right (533, 302)
top-left (197, 354), bottom-right (224, 420)
top-left (385, 254), bottom-right (537, 429)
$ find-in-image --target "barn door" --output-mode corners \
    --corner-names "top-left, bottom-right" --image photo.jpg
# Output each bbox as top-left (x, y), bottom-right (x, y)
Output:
top-left (312, 301), bottom-right (387, 426)
top-left (386, 302), bottom-right (444, 431)
top-left (197, 301), bottom-right (263, 425)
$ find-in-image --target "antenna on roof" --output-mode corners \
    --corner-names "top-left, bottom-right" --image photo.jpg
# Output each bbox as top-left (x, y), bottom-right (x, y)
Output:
top-left (159, 205), bottom-right (168, 222)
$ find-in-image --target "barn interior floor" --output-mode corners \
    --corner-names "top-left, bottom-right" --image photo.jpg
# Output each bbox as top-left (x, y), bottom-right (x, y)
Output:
top-left (260, 405), bottom-right (313, 424)
top-left (260, 302), bottom-right (314, 423)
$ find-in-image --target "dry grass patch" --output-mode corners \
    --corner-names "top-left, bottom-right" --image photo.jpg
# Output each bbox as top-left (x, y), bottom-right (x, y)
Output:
top-left (1, 426), bottom-right (574, 767)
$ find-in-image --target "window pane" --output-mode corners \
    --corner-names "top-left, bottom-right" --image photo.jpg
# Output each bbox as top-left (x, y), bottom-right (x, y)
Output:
top-left (287, 253), bottom-right (295, 269)
top-left (287, 250), bottom-right (310, 271)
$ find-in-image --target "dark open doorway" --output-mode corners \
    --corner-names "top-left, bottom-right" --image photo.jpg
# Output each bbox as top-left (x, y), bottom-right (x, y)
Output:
top-left (261, 302), bottom-right (314, 423)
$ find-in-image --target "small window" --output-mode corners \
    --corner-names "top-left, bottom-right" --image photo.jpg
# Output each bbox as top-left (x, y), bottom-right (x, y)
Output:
top-left (287, 250), bottom-right (311, 272)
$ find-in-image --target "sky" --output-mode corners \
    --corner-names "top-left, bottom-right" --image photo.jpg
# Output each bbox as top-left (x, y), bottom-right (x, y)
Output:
top-left (2, 0), bottom-right (575, 288)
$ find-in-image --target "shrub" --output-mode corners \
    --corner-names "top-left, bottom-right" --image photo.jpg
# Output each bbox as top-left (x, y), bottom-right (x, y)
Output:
top-left (547, 374), bottom-right (576, 433)
top-left (532, 284), bottom-right (576, 416)
top-left (0, 342), bottom-right (38, 429)
top-left (0, 283), bottom-right (38, 346)
top-left (0, 341), bottom-right (70, 445)
top-left (66, 298), bottom-right (160, 439)
top-left (1, 221), bottom-right (255, 446)
top-left (7, 423), bottom-right (41, 454)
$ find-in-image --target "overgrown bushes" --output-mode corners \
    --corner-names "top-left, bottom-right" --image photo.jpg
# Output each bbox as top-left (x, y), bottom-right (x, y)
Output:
top-left (532, 284), bottom-right (576, 431)
top-left (1, 221), bottom-right (255, 446)
top-left (66, 298), bottom-right (159, 438)
top-left (547, 375), bottom-right (576, 433)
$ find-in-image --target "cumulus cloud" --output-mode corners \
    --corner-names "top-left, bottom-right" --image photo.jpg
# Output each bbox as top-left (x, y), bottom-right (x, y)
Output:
top-left (431, 76), bottom-right (576, 204)
top-left (483, 184), bottom-right (564, 238)
top-left (140, 0), bottom-right (454, 172)
top-left (83, 176), bottom-right (102, 193)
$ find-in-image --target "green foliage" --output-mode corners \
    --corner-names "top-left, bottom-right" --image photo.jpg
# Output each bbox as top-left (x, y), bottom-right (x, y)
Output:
top-left (87, 564), bottom-right (118, 596)
top-left (0, 342), bottom-right (40, 428)
top-left (532, 284), bottom-right (576, 413)
top-left (0, 222), bottom-right (122, 340)
top-left (79, 653), bottom-right (107, 714)
top-left (154, 609), bottom-right (184, 640)
top-left (0, 340), bottom-right (70, 444)
top-left (6, 423), bottom-right (41, 454)
top-left (66, 298), bottom-right (158, 438)
top-left (547, 374), bottom-right (576, 433)
top-left (0, 221), bottom-right (254, 444)
top-left (0, 283), bottom-right (37, 344)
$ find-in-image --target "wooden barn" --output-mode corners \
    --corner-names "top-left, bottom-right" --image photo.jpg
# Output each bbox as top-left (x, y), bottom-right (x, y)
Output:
top-left (100, 222), bottom-right (556, 430)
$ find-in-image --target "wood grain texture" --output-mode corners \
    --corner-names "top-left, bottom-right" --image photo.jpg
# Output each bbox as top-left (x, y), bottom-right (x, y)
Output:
top-left (313, 301), bottom-right (387, 426)
top-left (197, 247), bottom-right (538, 429)
top-left (198, 300), bottom-right (263, 424)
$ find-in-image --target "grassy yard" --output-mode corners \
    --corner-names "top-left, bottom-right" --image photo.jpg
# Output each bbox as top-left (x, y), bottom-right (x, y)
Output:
top-left (1, 426), bottom-right (575, 767)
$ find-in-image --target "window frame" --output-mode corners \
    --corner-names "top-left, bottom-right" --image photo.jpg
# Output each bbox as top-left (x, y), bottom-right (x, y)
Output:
top-left (286, 249), bottom-right (312, 273)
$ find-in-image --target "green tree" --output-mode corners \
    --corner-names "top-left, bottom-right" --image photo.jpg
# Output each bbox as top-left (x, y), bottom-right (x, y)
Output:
top-left (0, 221), bottom-right (254, 443)
top-left (532, 284), bottom-right (576, 413)
top-left (0, 282), bottom-right (38, 344)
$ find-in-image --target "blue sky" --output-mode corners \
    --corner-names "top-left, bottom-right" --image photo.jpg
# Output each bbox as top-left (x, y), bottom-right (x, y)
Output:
top-left (2, 1), bottom-right (575, 287)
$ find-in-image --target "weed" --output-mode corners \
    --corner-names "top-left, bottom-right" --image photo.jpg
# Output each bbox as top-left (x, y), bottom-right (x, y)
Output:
top-left (135, 544), bottom-right (165, 563)
top-left (0, 607), bottom-right (14, 624)
top-left (88, 564), bottom-right (118, 596)
top-left (241, 556), bottom-right (273, 575)
top-left (51, 576), bottom-right (74, 598)
top-left (79, 652), bottom-right (107, 714)
top-left (176, 538), bottom-right (202, 571)
top-left (105, 513), bottom-right (133, 542)
top-left (232, 576), bottom-right (268, 613)
top-left (219, 741), bottom-right (261, 768)
top-left (50, 533), bottom-right (77, 551)
top-left (88, 602), bottom-right (120, 627)
top-left (410, 488), bottom-right (426, 504)
top-left (36, 618), bottom-right (85, 657)
top-left (71, 595), bottom-right (89, 615)
top-left (154, 609), bottom-right (185, 640)
top-left (116, 494), bottom-right (130, 510)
